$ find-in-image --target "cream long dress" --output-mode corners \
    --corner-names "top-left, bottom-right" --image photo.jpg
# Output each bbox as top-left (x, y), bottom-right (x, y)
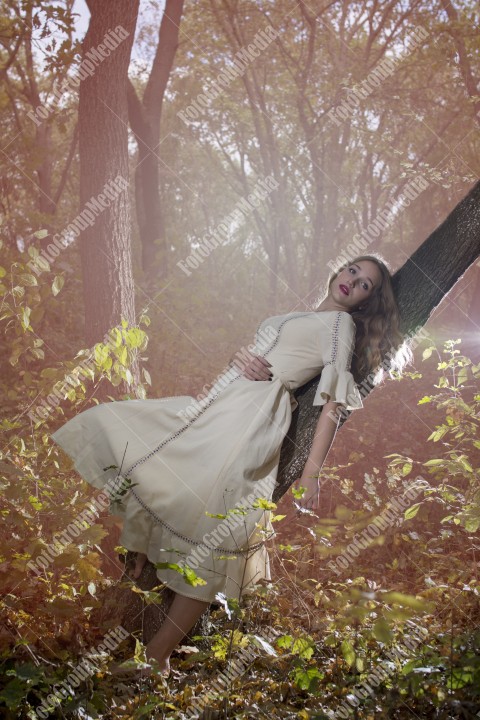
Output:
top-left (51, 310), bottom-right (363, 603)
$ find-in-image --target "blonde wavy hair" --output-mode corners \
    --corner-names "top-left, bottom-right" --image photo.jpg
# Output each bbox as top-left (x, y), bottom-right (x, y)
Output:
top-left (318, 254), bottom-right (414, 387)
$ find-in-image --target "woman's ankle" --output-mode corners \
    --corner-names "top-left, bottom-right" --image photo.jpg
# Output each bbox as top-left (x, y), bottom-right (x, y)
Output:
top-left (131, 551), bottom-right (147, 579)
top-left (146, 646), bottom-right (170, 674)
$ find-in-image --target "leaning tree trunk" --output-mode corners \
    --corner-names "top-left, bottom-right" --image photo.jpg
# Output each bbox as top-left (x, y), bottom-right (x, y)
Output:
top-left (106, 180), bottom-right (480, 648)
top-left (79, 0), bottom-right (140, 394)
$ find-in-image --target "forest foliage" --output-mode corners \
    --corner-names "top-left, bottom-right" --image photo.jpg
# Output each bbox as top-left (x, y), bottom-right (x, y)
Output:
top-left (1, 0), bottom-right (480, 717)
top-left (0, 249), bottom-right (479, 717)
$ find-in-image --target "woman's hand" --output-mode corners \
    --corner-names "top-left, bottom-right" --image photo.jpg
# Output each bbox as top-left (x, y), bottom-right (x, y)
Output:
top-left (236, 353), bottom-right (273, 381)
top-left (293, 475), bottom-right (320, 512)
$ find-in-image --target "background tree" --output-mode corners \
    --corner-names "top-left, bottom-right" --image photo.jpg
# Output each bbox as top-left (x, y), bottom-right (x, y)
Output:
top-left (78, 0), bottom-right (139, 391)
top-left (127, 0), bottom-right (185, 277)
top-left (0, 1), bottom-right (79, 243)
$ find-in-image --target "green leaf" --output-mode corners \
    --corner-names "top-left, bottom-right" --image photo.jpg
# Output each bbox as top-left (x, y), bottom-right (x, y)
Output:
top-left (28, 495), bottom-right (43, 510)
top-left (292, 485), bottom-right (306, 499)
top-left (292, 666), bottom-right (323, 691)
top-left (340, 639), bottom-right (355, 667)
top-left (457, 367), bottom-right (468, 385)
top-left (292, 637), bottom-right (314, 660)
top-left (252, 497), bottom-right (277, 510)
top-left (182, 566), bottom-right (207, 587)
top-left (142, 368), bottom-right (152, 385)
top-left (404, 503), bottom-right (421, 520)
top-left (154, 561), bottom-right (207, 587)
top-left (464, 517), bottom-right (480, 533)
top-left (20, 306), bottom-right (31, 330)
top-left (154, 561), bottom-right (184, 574)
top-left (373, 617), bottom-right (393, 643)
top-left (334, 504), bottom-right (354, 521)
top-left (52, 275), bottom-right (65, 296)
top-left (276, 635), bottom-right (294, 650)
top-left (457, 455), bottom-right (473, 473)
top-left (117, 345), bottom-right (128, 365)
top-left (0, 678), bottom-right (27, 710)
top-left (381, 591), bottom-right (433, 611)
top-left (19, 273), bottom-right (38, 286)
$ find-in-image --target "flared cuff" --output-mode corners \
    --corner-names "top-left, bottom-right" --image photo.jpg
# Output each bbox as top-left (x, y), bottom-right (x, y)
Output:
top-left (313, 363), bottom-right (364, 410)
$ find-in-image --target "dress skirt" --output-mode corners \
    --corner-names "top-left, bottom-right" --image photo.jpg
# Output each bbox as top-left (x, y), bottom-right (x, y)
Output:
top-left (51, 368), bottom-right (293, 603)
top-left (51, 310), bottom-right (364, 603)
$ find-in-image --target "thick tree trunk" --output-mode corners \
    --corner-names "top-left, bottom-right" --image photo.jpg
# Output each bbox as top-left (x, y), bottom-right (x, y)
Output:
top-left (79, 0), bottom-right (140, 394)
top-left (273, 179), bottom-right (480, 501)
top-left (127, 0), bottom-right (184, 276)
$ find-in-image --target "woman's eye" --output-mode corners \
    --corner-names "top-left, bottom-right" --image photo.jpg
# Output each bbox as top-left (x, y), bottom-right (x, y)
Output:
top-left (348, 268), bottom-right (368, 290)
top-left (349, 267), bottom-right (368, 290)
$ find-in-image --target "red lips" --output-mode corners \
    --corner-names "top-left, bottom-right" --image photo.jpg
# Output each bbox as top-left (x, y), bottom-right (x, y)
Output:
top-left (339, 284), bottom-right (350, 295)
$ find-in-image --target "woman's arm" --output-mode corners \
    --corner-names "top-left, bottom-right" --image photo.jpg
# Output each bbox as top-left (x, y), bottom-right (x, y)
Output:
top-left (296, 399), bottom-right (343, 509)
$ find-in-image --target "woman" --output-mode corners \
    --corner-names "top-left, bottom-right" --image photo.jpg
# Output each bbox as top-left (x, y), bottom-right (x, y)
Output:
top-left (51, 254), bottom-right (411, 675)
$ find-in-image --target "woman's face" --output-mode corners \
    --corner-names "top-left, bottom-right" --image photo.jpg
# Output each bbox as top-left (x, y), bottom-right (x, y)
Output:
top-left (332, 260), bottom-right (382, 311)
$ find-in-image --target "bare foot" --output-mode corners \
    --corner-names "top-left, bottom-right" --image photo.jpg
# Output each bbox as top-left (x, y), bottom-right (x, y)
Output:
top-left (108, 657), bottom-right (170, 680)
top-left (130, 552), bottom-right (147, 579)
top-left (145, 639), bottom-right (171, 677)
top-left (143, 656), bottom-right (171, 678)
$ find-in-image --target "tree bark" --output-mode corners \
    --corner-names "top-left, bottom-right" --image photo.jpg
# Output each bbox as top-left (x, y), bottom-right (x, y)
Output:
top-left (127, 0), bottom-right (185, 276)
top-left (78, 0), bottom-right (139, 390)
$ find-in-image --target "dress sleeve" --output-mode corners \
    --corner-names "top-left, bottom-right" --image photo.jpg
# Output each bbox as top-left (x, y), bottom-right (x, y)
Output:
top-left (313, 313), bottom-right (364, 411)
